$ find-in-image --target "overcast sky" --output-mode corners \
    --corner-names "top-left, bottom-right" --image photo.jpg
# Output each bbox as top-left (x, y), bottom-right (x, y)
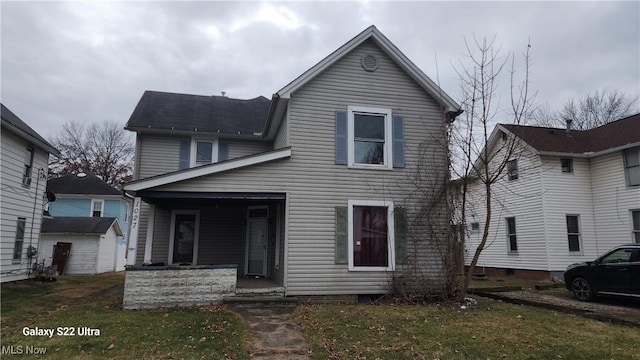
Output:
top-left (2, 1), bottom-right (638, 139)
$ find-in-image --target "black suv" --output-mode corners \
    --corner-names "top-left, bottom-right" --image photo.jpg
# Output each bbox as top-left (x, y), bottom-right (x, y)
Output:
top-left (564, 244), bottom-right (640, 301)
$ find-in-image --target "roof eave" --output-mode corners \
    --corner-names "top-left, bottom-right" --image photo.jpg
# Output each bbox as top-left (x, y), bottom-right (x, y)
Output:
top-left (1, 120), bottom-right (61, 157)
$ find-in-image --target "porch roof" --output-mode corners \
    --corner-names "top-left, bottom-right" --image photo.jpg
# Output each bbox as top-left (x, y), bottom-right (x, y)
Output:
top-left (138, 191), bottom-right (285, 204)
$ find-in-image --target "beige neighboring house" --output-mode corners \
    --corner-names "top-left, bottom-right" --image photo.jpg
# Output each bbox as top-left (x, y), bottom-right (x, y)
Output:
top-left (464, 114), bottom-right (640, 280)
top-left (1, 104), bottom-right (60, 283)
top-left (121, 26), bottom-right (462, 308)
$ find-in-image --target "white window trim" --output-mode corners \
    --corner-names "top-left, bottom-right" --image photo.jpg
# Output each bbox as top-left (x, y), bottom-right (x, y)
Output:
top-left (347, 199), bottom-right (395, 271)
top-left (168, 210), bottom-right (200, 265)
top-left (90, 199), bottom-right (104, 217)
top-left (566, 214), bottom-right (582, 253)
top-left (505, 217), bottom-right (517, 253)
top-left (347, 105), bottom-right (393, 170)
top-left (190, 137), bottom-right (219, 167)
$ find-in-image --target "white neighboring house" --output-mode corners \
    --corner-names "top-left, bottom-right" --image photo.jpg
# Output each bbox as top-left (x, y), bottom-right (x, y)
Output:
top-left (464, 114), bottom-right (640, 280)
top-left (40, 217), bottom-right (123, 275)
top-left (1, 104), bottom-right (60, 283)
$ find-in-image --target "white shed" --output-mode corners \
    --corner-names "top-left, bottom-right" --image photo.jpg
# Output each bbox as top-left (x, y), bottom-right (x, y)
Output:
top-left (40, 217), bottom-right (124, 275)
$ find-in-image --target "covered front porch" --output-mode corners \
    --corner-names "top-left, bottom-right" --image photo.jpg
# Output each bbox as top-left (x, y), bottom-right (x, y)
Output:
top-left (123, 192), bottom-right (286, 309)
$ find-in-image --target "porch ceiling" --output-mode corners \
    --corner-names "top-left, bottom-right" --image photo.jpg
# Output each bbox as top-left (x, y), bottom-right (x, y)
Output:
top-left (139, 191), bottom-right (285, 205)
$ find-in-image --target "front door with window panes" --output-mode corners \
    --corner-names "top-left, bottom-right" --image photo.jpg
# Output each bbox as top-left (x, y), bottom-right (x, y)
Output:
top-left (172, 214), bottom-right (196, 264)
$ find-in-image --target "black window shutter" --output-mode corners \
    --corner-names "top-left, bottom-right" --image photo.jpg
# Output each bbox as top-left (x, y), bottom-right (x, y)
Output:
top-left (178, 138), bottom-right (191, 170)
top-left (394, 207), bottom-right (408, 264)
top-left (335, 110), bottom-right (348, 165)
top-left (218, 141), bottom-right (229, 161)
top-left (335, 206), bottom-right (348, 264)
top-left (392, 115), bottom-right (405, 168)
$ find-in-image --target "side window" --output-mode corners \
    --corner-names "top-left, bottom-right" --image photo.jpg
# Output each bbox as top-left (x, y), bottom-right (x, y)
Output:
top-left (347, 200), bottom-right (395, 271)
top-left (22, 146), bottom-right (34, 187)
top-left (506, 217), bottom-right (517, 252)
top-left (347, 106), bottom-right (393, 169)
top-left (561, 158), bottom-right (573, 173)
top-left (566, 215), bottom-right (581, 252)
top-left (632, 210), bottom-right (640, 244)
top-left (13, 218), bottom-right (27, 261)
top-left (624, 147), bottom-right (640, 186)
top-left (507, 159), bottom-right (519, 180)
top-left (91, 199), bottom-right (104, 217)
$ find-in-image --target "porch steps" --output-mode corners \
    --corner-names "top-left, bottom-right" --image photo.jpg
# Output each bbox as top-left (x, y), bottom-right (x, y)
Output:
top-left (223, 295), bottom-right (298, 306)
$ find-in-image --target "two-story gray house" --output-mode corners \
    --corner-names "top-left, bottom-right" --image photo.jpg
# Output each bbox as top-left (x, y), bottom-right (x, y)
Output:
top-left (122, 26), bottom-right (461, 308)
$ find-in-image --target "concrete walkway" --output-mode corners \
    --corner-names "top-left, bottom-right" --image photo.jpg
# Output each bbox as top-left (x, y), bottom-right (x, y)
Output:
top-left (230, 304), bottom-right (311, 360)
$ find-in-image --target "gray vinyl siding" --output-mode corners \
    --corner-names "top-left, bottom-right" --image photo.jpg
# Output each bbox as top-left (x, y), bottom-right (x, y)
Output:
top-left (137, 134), bottom-right (183, 179)
top-left (226, 140), bottom-right (272, 160)
top-left (1, 131), bottom-right (50, 282)
top-left (273, 109), bottom-right (289, 149)
top-left (150, 39), bottom-right (450, 295)
top-left (136, 134), bottom-right (272, 180)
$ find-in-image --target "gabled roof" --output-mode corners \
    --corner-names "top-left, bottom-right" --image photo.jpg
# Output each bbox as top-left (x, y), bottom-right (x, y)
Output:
top-left (42, 217), bottom-right (123, 236)
top-left (47, 173), bottom-right (122, 196)
top-left (275, 25), bottom-right (460, 115)
top-left (125, 91), bottom-right (271, 138)
top-left (501, 113), bottom-right (640, 156)
top-left (1, 104), bottom-right (60, 156)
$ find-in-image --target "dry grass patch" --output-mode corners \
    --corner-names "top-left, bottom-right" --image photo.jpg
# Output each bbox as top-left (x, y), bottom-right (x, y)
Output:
top-left (296, 301), bottom-right (640, 360)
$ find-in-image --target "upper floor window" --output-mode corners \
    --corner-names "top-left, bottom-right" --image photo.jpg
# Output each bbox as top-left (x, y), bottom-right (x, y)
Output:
top-left (22, 146), bottom-right (34, 187)
top-left (507, 159), bottom-right (519, 180)
top-left (623, 147), bottom-right (640, 186)
top-left (91, 199), bottom-right (104, 217)
top-left (193, 139), bottom-right (217, 167)
top-left (506, 217), bottom-right (517, 252)
top-left (561, 158), bottom-right (573, 173)
top-left (566, 215), bottom-right (581, 252)
top-left (348, 106), bottom-right (393, 169)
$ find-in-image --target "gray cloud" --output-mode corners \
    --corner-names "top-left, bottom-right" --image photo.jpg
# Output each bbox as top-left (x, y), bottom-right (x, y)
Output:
top-left (1, 1), bottom-right (638, 139)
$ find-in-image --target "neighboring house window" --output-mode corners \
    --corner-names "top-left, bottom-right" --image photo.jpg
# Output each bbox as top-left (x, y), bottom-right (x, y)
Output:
top-left (566, 215), bottom-right (581, 252)
top-left (623, 147), bottom-right (640, 186)
top-left (470, 222), bottom-right (480, 232)
top-left (22, 146), bottom-right (34, 187)
top-left (507, 159), bottom-right (518, 180)
top-left (13, 218), bottom-right (26, 261)
top-left (632, 211), bottom-right (640, 243)
top-left (561, 158), bottom-right (573, 173)
top-left (91, 199), bottom-right (104, 217)
top-left (506, 217), bottom-right (517, 252)
top-left (348, 200), bottom-right (395, 271)
top-left (348, 106), bottom-right (393, 169)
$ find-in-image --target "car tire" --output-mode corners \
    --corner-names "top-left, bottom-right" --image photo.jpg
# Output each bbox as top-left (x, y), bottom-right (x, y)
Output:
top-left (571, 277), bottom-right (595, 301)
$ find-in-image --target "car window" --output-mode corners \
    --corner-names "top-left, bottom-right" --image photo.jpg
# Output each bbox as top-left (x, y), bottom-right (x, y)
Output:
top-left (600, 249), bottom-right (633, 264)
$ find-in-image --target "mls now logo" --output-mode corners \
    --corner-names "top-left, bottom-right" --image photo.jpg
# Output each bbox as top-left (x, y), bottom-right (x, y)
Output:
top-left (2, 345), bottom-right (47, 355)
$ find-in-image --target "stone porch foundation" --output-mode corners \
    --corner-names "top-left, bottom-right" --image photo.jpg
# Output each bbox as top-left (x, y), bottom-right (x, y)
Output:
top-left (123, 265), bottom-right (237, 309)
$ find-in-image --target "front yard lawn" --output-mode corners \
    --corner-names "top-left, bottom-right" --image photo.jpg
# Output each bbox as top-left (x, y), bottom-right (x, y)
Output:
top-left (1, 273), bottom-right (248, 360)
top-left (297, 302), bottom-right (640, 360)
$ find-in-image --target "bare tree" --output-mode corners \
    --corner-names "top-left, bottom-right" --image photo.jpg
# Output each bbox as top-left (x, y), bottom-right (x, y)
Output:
top-left (49, 120), bottom-right (134, 187)
top-left (532, 89), bottom-right (638, 130)
top-left (451, 36), bottom-right (535, 295)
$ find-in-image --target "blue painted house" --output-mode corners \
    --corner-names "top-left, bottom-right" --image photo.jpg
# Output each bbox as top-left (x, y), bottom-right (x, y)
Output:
top-left (46, 173), bottom-right (132, 270)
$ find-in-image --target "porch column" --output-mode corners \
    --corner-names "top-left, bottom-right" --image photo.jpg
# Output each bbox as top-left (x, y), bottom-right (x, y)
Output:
top-left (143, 204), bottom-right (155, 264)
top-left (126, 197), bottom-right (141, 265)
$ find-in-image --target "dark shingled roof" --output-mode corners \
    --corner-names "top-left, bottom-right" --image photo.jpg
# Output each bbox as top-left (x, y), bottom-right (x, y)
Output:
top-left (1, 103), bottom-right (60, 156)
top-left (47, 173), bottom-right (122, 196)
top-left (125, 91), bottom-right (271, 136)
top-left (42, 217), bottom-right (122, 235)
top-left (502, 113), bottom-right (640, 154)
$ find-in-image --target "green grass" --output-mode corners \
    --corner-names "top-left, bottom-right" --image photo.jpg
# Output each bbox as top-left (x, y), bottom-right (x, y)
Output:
top-left (1, 273), bottom-right (249, 359)
top-left (296, 302), bottom-right (640, 360)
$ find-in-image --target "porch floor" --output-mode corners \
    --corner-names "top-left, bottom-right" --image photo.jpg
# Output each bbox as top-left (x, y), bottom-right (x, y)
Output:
top-left (236, 277), bottom-right (281, 289)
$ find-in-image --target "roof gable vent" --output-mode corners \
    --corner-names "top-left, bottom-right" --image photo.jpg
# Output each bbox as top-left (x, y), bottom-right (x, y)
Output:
top-left (361, 54), bottom-right (378, 72)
